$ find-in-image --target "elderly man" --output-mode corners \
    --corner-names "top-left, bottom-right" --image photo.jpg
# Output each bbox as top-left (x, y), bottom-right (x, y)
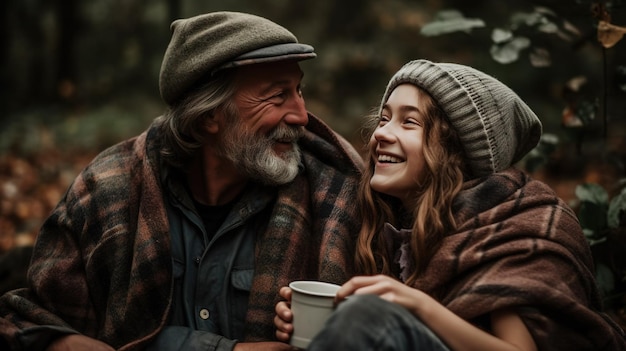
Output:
top-left (0, 12), bottom-right (363, 351)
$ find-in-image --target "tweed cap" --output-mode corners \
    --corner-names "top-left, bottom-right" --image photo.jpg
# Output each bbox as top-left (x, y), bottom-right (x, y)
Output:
top-left (380, 59), bottom-right (542, 178)
top-left (159, 12), bottom-right (316, 105)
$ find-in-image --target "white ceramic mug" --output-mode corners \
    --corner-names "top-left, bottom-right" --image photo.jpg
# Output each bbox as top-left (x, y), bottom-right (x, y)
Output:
top-left (289, 280), bottom-right (341, 349)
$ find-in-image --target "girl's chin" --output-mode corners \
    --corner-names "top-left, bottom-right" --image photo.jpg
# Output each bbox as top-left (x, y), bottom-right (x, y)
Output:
top-left (369, 178), bottom-right (391, 195)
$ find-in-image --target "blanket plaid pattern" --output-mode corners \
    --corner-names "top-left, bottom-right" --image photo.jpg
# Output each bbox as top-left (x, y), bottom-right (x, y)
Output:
top-left (388, 168), bottom-right (626, 350)
top-left (0, 114), bottom-right (363, 350)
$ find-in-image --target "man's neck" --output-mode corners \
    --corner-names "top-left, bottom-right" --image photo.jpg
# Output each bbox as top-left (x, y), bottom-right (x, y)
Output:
top-left (185, 150), bottom-right (248, 206)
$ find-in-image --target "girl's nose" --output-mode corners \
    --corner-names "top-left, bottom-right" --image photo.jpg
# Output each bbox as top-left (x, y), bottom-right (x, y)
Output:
top-left (372, 123), bottom-right (397, 143)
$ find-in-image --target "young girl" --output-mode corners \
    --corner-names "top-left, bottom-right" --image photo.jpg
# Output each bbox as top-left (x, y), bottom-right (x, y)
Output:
top-left (275, 60), bottom-right (626, 350)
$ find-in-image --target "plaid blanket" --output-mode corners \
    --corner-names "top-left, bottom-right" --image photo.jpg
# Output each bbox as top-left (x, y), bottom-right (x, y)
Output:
top-left (0, 113), bottom-right (363, 350)
top-left (396, 168), bottom-right (626, 350)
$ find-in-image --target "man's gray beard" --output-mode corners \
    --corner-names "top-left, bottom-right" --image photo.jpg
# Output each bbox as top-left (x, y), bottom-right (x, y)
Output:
top-left (218, 117), bottom-right (303, 186)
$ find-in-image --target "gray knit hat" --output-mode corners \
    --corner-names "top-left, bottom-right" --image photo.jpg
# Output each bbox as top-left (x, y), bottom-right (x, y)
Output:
top-left (159, 12), bottom-right (316, 105)
top-left (380, 59), bottom-right (542, 178)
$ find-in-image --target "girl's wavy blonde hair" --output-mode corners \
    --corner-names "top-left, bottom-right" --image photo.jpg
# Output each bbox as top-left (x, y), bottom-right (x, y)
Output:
top-left (355, 85), bottom-right (469, 286)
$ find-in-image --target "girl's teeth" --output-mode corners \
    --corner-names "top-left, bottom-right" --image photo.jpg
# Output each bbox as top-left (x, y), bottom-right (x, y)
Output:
top-left (378, 155), bottom-right (402, 163)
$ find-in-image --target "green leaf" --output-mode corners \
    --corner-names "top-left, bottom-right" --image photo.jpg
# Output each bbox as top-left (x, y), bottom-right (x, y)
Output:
top-left (529, 47), bottom-right (551, 67)
top-left (583, 229), bottom-right (608, 246)
top-left (433, 9), bottom-right (465, 21)
top-left (533, 6), bottom-right (557, 17)
top-left (576, 183), bottom-right (609, 234)
top-left (583, 228), bottom-right (596, 240)
top-left (521, 133), bottom-right (559, 173)
top-left (539, 133), bottom-right (559, 152)
top-left (579, 201), bottom-right (608, 234)
top-left (523, 150), bottom-right (547, 173)
top-left (492, 28), bottom-right (513, 43)
top-left (574, 100), bottom-right (597, 124)
top-left (489, 37), bottom-right (530, 64)
top-left (420, 10), bottom-right (485, 37)
top-left (510, 11), bottom-right (542, 28)
top-left (575, 183), bottom-right (609, 205)
top-left (596, 263), bottom-right (615, 296)
top-left (538, 22), bottom-right (558, 34)
top-left (608, 187), bottom-right (626, 229)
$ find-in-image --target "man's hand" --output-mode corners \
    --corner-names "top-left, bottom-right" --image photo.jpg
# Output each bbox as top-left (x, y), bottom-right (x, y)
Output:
top-left (45, 334), bottom-right (114, 351)
top-left (274, 286), bottom-right (294, 342)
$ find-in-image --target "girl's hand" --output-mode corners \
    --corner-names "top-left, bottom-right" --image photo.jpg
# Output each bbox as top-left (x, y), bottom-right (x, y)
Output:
top-left (337, 275), bottom-right (538, 351)
top-left (274, 286), bottom-right (294, 342)
top-left (336, 275), bottom-right (424, 315)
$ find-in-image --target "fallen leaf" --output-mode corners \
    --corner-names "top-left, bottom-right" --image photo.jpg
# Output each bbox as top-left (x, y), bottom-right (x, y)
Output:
top-left (597, 20), bottom-right (626, 48)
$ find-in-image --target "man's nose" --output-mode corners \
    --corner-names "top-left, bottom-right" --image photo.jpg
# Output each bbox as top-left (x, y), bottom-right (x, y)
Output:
top-left (283, 94), bottom-right (309, 126)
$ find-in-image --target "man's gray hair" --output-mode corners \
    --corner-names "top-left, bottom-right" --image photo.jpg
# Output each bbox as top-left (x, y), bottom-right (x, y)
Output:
top-left (154, 71), bottom-right (238, 168)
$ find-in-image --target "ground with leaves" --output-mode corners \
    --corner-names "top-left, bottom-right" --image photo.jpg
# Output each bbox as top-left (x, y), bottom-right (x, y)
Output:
top-left (0, 150), bottom-right (96, 250)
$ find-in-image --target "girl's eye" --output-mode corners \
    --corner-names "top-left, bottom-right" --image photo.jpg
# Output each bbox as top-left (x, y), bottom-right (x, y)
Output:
top-left (378, 115), bottom-right (390, 126)
top-left (405, 118), bottom-right (419, 125)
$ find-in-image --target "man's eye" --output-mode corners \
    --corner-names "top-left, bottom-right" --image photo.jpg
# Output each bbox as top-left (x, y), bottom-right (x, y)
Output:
top-left (267, 92), bottom-right (286, 101)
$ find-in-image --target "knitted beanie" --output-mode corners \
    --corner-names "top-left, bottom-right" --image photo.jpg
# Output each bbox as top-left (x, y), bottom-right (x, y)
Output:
top-left (159, 12), bottom-right (316, 105)
top-left (380, 59), bottom-right (542, 178)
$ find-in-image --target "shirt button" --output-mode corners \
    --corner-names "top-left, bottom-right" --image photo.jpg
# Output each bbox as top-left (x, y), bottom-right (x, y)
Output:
top-left (199, 308), bottom-right (210, 320)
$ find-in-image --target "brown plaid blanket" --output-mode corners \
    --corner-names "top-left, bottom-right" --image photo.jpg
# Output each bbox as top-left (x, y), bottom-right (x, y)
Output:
top-left (0, 113), bottom-right (363, 350)
top-left (405, 168), bottom-right (626, 350)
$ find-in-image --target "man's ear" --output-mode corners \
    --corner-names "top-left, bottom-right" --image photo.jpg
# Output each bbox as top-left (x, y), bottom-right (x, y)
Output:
top-left (204, 113), bottom-right (220, 134)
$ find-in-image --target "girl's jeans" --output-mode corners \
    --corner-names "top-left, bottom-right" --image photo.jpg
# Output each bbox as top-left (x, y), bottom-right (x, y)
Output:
top-left (307, 294), bottom-right (451, 351)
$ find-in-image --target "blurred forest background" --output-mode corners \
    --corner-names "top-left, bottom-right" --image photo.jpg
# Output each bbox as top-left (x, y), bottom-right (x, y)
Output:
top-left (1, 0), bottom-right (626, 327)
